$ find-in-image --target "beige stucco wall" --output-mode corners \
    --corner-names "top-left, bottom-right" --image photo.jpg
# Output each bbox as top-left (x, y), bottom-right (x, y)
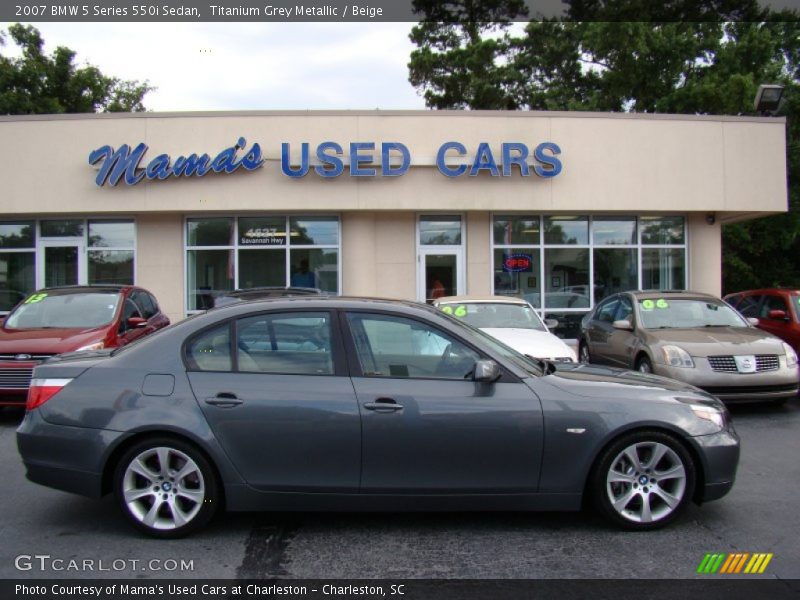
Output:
top-left (135, 213), bottom-right (184, 323)
top-left (687, 213), bottom-right (722, 296)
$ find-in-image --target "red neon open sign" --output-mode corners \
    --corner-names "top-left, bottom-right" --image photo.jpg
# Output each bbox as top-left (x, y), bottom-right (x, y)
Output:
top-left (503, 254), bottom-right (532, 272)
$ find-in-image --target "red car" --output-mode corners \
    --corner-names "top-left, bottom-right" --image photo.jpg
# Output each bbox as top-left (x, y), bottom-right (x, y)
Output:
top-left (0, 285), bottom-right (169, 406)
top-left (724, 288), bottom-right (800, 354)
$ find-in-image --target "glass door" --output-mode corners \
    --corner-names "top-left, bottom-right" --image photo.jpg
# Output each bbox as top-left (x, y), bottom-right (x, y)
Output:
top-left (418, 249), bottom-right (464, 303)
top-left (38, 242), bottom-right (86, 288)
top-left (417, 215), bottom-right (465, 303)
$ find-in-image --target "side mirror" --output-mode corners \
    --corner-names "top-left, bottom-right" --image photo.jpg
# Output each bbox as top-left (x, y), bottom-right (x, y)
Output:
top-left (768, 309), bottom-right (789, 321)
top-left (544, 318), bottom-right (559, 329)
top-left (612, 319), bottom-right (633, 330)
top-left (473, 359), bottom-right (501, 383)
top-left (127, 316), bottom-right (147, 329)
top-left (747, 317), bottom-right (760, 326)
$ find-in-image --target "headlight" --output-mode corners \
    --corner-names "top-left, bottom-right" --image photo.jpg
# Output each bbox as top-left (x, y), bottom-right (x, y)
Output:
top-left (783, 342), bottom-right (798, 368)
top-left (76, 340), bottom-right (105, 352)
top-left (690, 405), bottom-right (728, 431)
top-left (661, 345), bottom-right (695, 368)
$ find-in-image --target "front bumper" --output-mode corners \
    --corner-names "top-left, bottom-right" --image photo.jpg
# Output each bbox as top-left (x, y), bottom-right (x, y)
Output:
top-left (692, 425), bottom-right (740, 503)
top-left (655, 360), bottom-right (799, 402)
top-left (16, 408), bottom-right (124, 498)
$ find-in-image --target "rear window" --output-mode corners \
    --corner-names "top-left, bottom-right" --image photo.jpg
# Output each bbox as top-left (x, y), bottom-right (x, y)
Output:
top-left (5, 292), bottom-right (121, 329)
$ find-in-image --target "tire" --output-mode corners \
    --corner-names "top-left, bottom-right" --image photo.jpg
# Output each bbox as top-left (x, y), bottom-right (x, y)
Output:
top-left (636, 355), bottom-right (653, 374)
top-left (591, 430), bottom-right (696, 531)
top-left (113, 437), bottom-right (220, 538)
top-left (578, 341), bottom-right (591, 364)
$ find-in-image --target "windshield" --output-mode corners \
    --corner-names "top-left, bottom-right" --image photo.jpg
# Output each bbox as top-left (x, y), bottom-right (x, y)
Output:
top-left (5, 292), bottom-right (122, 329)
top-left (436, 309), bottom-right (544, 377)
top-left (439, 302), bottom-right (547, 331)
top-left (638, 298), bottom-right (748, 329)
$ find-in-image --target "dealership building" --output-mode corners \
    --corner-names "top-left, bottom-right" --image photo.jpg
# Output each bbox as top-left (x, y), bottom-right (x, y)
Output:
top-left (0, 110), bottom-right (788, 338)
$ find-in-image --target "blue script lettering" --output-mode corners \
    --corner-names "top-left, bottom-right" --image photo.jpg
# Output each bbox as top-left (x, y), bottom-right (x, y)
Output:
top-left (88, 137), bottom-right (264, 186)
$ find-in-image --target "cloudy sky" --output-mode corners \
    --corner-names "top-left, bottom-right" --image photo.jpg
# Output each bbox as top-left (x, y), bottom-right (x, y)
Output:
top-left (3, 23), bottom-right (427, 111)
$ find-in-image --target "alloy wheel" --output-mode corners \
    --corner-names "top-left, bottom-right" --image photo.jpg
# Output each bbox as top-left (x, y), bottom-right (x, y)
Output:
top-left (605, 441), bottom-right (687, 524)
top-left (122, 446), bottom-right (206, 531)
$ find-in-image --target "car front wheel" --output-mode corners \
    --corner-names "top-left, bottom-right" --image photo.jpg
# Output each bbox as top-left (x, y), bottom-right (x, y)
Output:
top-left (578, 342), bottom-right (591, 364)
top-left (592, 431), bottom-right (695, 530)
top-left (636, 356), bottom-right (653, 373)
top-left (113, 437), bottom-right (220, 538)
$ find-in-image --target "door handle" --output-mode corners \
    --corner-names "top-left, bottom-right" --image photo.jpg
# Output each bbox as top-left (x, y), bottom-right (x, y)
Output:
top-left (364, 397), bottom-right (403, 412)
top-left (205, 392), bottom-right (243, 408)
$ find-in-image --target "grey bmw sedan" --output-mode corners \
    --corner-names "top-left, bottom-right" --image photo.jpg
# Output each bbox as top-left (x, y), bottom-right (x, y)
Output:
top-left (17, 297), bottom-right (739, 537)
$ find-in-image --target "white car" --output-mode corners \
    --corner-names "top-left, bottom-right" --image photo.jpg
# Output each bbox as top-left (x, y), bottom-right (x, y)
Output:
top-left (433, 295), bottom-right (577, 362)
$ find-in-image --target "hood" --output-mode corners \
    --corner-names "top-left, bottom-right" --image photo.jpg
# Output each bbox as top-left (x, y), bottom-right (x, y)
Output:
top-left (481, 328), bottom-right (576, 360)
top-left (0, 326), bottom-right (110, 355)
top-left (544, 362), bottom-right (719, 404)
top-left (644, 326), bottom-right (786, 357)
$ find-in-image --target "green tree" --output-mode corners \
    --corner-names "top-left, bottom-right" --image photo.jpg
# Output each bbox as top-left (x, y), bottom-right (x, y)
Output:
top-left (408, 2), bottom-right (800, 291)
top-left (0, 24), bottom-right (153, 114)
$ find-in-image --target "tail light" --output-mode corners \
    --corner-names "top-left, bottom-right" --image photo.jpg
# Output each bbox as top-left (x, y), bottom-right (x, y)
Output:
top-left (26, 378), bottom-right (73, 411)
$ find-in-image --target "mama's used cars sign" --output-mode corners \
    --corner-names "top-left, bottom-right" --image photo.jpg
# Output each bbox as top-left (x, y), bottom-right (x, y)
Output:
top-left (88, 138), bottom-right (562, 187)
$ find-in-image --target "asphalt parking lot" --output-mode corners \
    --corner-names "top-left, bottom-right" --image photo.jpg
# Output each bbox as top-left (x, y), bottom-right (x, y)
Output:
top-left (0, 399), bottom-right (798, 581)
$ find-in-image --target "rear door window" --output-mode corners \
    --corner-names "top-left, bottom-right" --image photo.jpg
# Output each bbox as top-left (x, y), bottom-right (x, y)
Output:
top-left (236, 312), bottom-right (333, 375)
top-left (186, 324), bottom-right (232, 372)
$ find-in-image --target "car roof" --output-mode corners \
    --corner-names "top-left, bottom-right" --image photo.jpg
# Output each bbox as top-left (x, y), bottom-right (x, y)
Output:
top-left (626, 290), bottom-right (721, 301)
top-left (436, 295), bottom-right (528, 305)
top-left (203, 295), bottom-right (442, 317)
top-left (724, 288), bottom-right (800, 296)
top-left (34, 285), bottom-right (130, 295)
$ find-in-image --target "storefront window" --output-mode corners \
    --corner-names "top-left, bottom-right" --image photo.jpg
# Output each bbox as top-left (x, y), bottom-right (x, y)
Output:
top-left (593, 217), bottom-right (636, 245)
top-left (290, 249), bottom-right (339, 293)
top-left (239, 217), bottom-right (286, 246)
top-left (291, 217), bottom-right (339, 245)
top-left (0, 221), bottom-right (35, 311)
top-left (0, 252), bottom-right (34, 311)
top-left (187, 218), bottom-right (234, 246)
top-left (88, 250), bottom-right (134, 285)
top-left (88, 220), bottom-right (135, 248)
top-left (187, 249), bottom-right (235, 310)
top-left (493, 248), bottom-right (541, 307)
top-left (239, 250), bottom-right (285, 288)
top-left (642, 248), bottom-right (686, 290)
top-left (40, 219), bottom-right (85, 237)
top-left (0, 222), bottom-right (35, 248)
top-left (493, 216), bottom-right (539, 246)
top-left (594, 248), bottom-right (638, 303)
top-left (492, 214), bottom-right (686, 338)
top-left (641, 216), bottom-right (685, 245)
top-left (544, 248), bottom-right (590, 309)
top-left (419, 215), bottom-right (461, 245)
top-left (88, 220), bottom-right (135, 285)
top-left (186, 216), bottom-right (340, 312)
top-left (544, 216), bottom-right (589, 245)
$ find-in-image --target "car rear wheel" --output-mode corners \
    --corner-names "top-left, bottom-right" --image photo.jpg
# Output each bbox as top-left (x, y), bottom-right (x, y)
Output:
top-left (592, 431), bottom-right (695, 530)
top-left (113, 437), bottom-right (220, 538)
